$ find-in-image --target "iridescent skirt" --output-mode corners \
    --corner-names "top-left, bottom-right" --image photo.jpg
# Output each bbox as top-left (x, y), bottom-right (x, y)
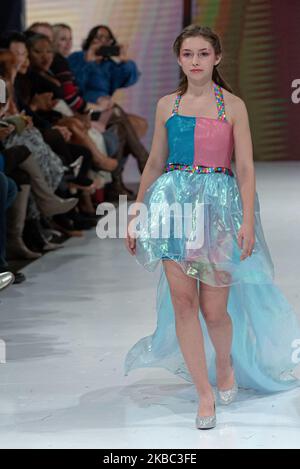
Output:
top-left (124, 166), bottom-right (300, 392)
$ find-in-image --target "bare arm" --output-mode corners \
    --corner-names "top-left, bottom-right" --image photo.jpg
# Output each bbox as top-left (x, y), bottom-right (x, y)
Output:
top-left (134, 97), bottom-right (169, 204)
top-left (126, 97), bottom-right (169, 254)
top-left (232, 98), bottom-right (256, 259)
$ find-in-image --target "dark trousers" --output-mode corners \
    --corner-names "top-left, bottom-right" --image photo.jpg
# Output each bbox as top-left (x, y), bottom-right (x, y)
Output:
top-left (0, 172), bottom-right (18, 267)
top-left (41, 128), bottom-right (92, 178)
top-left (1, 145), bottom-right (31, 186)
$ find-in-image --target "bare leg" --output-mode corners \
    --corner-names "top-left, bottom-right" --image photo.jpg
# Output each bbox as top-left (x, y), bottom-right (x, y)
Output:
top-left (199, 280), bottom-right (235, 391)
top-left (163, 260), bottom-right (215, 417)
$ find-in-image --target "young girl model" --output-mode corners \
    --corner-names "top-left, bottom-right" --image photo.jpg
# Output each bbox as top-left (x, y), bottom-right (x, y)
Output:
top-left (125, 25), bottom-right (300, 430)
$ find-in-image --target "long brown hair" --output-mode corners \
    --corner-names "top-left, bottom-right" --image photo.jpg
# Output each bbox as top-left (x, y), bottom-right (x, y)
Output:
top-left (173, 24), bottom-right (233, 95)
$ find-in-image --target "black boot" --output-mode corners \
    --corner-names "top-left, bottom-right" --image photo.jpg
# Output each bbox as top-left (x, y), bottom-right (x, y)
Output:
top-left (105, 179), bottom-right (136, 201)
top-left (23, 218), bottom-right (63, 252)
top-left (108, 104), bottom-right (149, 173)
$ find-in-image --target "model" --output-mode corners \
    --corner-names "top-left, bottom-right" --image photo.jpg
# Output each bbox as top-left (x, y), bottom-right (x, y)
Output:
top-left (125, 25), bottom-right (300, 430)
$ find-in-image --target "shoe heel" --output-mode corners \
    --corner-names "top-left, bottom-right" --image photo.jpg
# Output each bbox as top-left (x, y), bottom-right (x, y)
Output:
top-left (195, 402), bottom-right (216, 430)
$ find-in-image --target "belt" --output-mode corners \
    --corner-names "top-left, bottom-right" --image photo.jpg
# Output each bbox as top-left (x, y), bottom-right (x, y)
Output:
top-left (164, 163), bottom-right (234, 177)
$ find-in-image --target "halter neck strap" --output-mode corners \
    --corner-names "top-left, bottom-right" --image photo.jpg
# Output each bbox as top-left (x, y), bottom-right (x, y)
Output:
top-left (171, 83), bottom-right (227, 121)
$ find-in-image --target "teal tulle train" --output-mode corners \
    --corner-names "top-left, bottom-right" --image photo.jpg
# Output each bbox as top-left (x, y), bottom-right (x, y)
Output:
top-left (124, 171), bottom-right (300, 393)
top-left (124, 83), bottom-right (300, 393)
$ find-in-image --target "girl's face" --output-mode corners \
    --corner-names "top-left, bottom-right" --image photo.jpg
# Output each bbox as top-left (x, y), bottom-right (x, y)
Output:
top-left (9, 42), bottom-right (28, 72)
top-left (90, 27), bottom-right (113, 50)
top-left (54, 27), bottom-right (72, 57)
top-left (178, 36), bottom-right (220, 82)
top-left (29, 38), bottom-right (54, 71)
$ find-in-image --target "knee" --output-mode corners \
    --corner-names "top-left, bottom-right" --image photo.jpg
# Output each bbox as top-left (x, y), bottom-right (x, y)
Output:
top-left (171, 292), bottom-right (198, 321)
top-left (200, 304), bottom-right (229, 327)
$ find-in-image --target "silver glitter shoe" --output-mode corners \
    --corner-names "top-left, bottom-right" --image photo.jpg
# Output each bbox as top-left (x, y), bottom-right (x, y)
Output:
top-left (195, 402), bottom-right (216, 430)
top-left (217, 356), bottom-right (238, 405)
top-left (218, 379), bottom-right (238, 405)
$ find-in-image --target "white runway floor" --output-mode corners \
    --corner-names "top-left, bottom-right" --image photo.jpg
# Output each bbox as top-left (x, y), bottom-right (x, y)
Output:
top-left (0, 161), bottom-right (300, 449)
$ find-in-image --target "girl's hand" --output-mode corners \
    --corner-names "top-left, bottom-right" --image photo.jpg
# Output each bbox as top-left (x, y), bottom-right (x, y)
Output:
top-left (237, 222), bottom-right (255, 260)
top-left (125, 229), bottom-right (136, 256)
top-left (125, 215), bottom-right (137, 255)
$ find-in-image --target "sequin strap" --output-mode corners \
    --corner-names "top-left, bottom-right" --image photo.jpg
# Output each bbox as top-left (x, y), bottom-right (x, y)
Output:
top-left (171, 94), bottom-right (181, 115)
top-left (164, 163), bottom-right (234, 177)
top-left (213, 82), bottom-right (227, 121)
top-left (171, 83), bottom-right (227, 121)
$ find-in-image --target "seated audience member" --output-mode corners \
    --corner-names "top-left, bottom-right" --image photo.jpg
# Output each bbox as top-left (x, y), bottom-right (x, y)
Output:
top-left (0, 170), bottom-right (25, 284)
top-left (52, 24), bottom-right (149, 198)
top-left (68, 25), bottom-right (140, 104)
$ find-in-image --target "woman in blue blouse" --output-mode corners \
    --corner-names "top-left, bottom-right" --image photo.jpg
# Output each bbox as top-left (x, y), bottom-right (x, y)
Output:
top-left (68, 25), bottom-right (141, 105)
top-left (68, 25), bottom-right (148, 198)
